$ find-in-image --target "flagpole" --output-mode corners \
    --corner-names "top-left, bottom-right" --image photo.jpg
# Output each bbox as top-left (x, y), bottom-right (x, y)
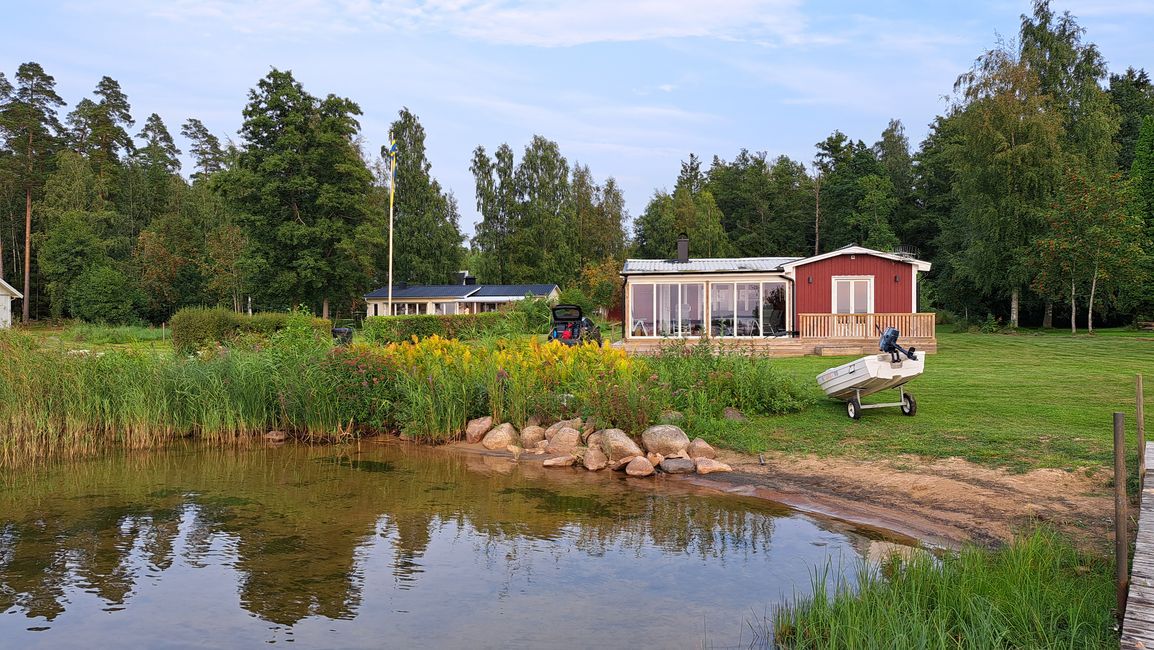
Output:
top-left (386, 133), bottom-right (397, 316)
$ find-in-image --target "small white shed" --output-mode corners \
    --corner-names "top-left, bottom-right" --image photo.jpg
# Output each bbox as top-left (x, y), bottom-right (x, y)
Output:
top-left (0, 277), bottom-right (22, 329)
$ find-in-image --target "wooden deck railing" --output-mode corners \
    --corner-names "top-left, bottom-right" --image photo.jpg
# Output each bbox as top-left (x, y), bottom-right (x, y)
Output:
top-left (798, 313), bottom-right (936, 339)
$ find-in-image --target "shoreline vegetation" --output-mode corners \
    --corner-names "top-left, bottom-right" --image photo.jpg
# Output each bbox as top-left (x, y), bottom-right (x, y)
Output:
top-left (771, 529), bottom-right (1117, 649)
top-left (0, 313), bottom-right (811, 467)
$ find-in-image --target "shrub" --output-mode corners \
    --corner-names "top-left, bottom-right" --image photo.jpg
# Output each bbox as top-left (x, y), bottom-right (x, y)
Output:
top-left (557, 287), bottom-right (596, 317)
top-left (361, 312), bottom-right (528, 344)
top-left (67, 265), bottom-right (145, 325)
top-left (170, 307), bottom-right (330, 354)
top-left (508, 296), bottom-right (552, 333)
top-left (647, 340), bottom-right (812, 418)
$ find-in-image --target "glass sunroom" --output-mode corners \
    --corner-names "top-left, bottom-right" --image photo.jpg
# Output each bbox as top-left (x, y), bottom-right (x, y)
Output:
top-left (622, 258), bottom-right (795, 340)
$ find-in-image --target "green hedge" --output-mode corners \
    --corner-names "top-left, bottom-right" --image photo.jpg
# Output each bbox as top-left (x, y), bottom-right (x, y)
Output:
top-left (170, 307), bottom-right (331, 354)
top-left (361, 312), bottom-right (528, 344)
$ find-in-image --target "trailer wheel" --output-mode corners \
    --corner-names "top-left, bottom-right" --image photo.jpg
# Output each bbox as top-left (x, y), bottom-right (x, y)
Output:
top-left (846, 397), bottom-right (862, 420)
top-left (901, 393), bottom-right (917, 416)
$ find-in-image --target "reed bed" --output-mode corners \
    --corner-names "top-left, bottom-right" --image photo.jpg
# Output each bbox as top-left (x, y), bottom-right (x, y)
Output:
top-left (0, 328), bottom-right (810, 466)
top-left (771, 528), bottom-right (1116, 649)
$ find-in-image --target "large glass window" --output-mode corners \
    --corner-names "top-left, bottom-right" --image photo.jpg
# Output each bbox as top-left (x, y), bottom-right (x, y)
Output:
top-left (680, 284), bottom-right (704, 337)
top-left (656, 284), bottom-right (678, 337)
top-left (736, 283), bottom-right (760, 336)
top-left (762, 282), bottom-right (787, 335)
top-left (631, 284), bottom-right (655, 336)
top-left (710, 283), bottom-right (735, 337)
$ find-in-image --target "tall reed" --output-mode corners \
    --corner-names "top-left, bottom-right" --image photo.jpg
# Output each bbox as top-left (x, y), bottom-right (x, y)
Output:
top-left (1, 329), bottom-right (813, 465)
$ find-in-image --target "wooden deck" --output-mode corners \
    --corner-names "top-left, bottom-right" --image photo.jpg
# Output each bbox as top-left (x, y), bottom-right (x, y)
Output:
top-left (618, 336), bottom-right (938, 357)
top-left (1123, 442), bottom-right (1154, 648)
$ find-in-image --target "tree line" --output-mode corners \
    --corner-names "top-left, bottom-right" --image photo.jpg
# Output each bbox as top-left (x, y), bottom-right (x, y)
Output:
top-left (1, 0), bottom-right (1151, 328)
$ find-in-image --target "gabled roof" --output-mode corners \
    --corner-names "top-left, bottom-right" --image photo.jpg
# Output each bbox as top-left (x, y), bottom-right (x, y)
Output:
top-left (780, 245), bottom-right (931, 272)
top-left (468, 284), bottom-right (558, 298)
top-left (621, 245), bottom-right (931, 277)
top-left (621, 257), bottom-right (800, 275)
top-left (363, 283), bottom-right (559, 301)
top-left (365, 285), bottom-right (475, 300)
top-left (0, 277), bottom-right (22, 299)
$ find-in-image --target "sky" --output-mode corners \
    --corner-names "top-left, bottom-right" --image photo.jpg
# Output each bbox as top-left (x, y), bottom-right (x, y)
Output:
top-left (3, 1), bottom-right (1152, 236)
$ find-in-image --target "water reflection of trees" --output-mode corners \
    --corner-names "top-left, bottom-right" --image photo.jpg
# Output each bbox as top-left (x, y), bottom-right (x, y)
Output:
top-left (0, 444), bottom-right (788, 626)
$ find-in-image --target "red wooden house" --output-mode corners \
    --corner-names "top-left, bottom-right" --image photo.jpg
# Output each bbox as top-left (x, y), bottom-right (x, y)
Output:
top-left (619, 241), bottom-right (935, 356)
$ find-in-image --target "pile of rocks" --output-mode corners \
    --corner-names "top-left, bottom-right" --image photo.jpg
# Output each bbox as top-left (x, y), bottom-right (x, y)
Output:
top-left (464, 416), bottom-right (733, 477)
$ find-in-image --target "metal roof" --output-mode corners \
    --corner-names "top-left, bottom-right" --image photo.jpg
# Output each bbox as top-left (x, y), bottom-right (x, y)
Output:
top-left (363, 283), bottom-right (558, 300)
top-left (621, 257), bottom-right (800, 275)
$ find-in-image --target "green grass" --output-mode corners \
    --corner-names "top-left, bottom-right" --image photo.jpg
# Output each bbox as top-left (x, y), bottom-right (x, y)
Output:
top-left (65, 323), bottom-right (169, 345)
top-left (702, 330), bottom-right (1153, 472)
top-left (772, 528), bottom-right (1116, 649)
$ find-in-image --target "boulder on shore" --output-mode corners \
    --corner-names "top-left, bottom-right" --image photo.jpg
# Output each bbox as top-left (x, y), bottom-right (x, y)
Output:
top-left (625, 456), bottom-right (655, 477)
top-left (695, 458), bottom-right (733, 474)
top-left (722, 406), bottom-right (747, 422)
top-left (646, 452), bottom-right (664, 467)
top-left (687, 438), bottom-right (717, 460)
top-left (543, 455), bottom-right (576, 468)
top-left (641, 425), bottom-right (690, 456)
top-left (520, 425), bottom-right (546, 448)
top-left (582, 447), bottom-right (609, 471)
top-left (611, 456), bottom-right (636, 471)
top-left (601, 429), bottom-right (643, 461)
top-left (659, 458), bottom-right (696, 474)
top-left (465, 416), bottom-right (493, 444)
top-left (546, 427), bottom-right (581, 455)
top-left (585, 430), bottom-right (605, 450)
top-left (482, 423), bottom-right (518, 450)
top-left (545, 418), bottom-right (582, 440)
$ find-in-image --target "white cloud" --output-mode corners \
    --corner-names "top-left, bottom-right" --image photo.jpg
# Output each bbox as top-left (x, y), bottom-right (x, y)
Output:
top-left (90, 0), bottom-right (815, 47)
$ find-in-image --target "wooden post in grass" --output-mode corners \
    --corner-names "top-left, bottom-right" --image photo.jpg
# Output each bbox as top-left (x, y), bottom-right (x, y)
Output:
top-left (1140, 375), bottom-right (1146, 489)
top-left (1116, 411), bottom-right (1129, 624)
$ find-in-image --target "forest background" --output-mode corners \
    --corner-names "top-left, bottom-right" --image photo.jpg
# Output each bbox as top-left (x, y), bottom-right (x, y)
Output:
top-left (1, 1), bottom-right (1151, 329)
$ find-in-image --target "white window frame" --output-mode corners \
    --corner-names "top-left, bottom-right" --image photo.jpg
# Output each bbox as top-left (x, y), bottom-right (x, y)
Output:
top-left (629, 281), bottom-right (706, 338)
top-left (831, 276), bottom-right (874, 314)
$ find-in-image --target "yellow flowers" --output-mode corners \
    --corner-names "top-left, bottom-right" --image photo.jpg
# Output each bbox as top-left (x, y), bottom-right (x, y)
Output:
top-left (355, 335), bottom-right (637, 384)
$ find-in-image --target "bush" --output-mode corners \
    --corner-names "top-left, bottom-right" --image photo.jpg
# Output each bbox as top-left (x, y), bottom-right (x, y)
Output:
top-left (67, 265), bottom-right (145, 325)
top-left (361, 312), bottom-right (528, 344)
top-left (170, 307), bottom-right (330, 354)
top-left (557, 287), bottom-right (596, 317)
top-left (648, 340), bottom-right (812, 417)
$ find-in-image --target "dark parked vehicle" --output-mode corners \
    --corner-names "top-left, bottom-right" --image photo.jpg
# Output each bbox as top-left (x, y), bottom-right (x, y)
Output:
top-left (548, 305), bottom-right (601, 346)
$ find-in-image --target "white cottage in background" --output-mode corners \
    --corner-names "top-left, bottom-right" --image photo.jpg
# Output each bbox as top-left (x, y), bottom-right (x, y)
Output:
top-left (0, 278), bottom-right (22, 329)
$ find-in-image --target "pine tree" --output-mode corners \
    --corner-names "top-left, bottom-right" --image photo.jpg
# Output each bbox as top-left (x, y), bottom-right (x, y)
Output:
top-left (0, 62), bottom-right (65, 322)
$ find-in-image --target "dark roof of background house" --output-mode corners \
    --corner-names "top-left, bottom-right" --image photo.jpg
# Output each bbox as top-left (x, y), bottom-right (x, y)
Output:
top-left (469, 284), bottom-right (558, 298)
top-left (364, 285), bottom-right (475, 300)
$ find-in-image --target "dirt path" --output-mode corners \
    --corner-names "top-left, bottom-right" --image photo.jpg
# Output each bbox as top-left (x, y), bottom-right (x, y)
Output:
top-left (692, 450), bottom-right (1116, 550)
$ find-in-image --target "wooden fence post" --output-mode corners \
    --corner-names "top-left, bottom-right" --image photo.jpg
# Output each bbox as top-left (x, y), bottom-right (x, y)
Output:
top-left (1140, 375), bottom-right (1146, 490)
top-left (1116, 412), bottom-right (1130, 625)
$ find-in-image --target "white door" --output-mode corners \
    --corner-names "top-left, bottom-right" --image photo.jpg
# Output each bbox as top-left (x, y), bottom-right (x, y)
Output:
top-left (832, 277), bottom-right (873, 337)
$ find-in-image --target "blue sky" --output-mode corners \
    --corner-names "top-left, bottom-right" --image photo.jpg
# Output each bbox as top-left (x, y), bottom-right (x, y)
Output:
top-left (3, 1), bottom-right (1152, 236)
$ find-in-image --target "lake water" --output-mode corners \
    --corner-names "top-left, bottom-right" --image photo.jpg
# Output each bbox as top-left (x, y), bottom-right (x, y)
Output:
top-left (0, 442), bottom-right (893, 648)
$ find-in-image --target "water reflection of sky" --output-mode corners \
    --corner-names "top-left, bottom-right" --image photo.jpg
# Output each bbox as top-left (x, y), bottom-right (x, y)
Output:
top-left (0, 443), bottom-right (884, 648)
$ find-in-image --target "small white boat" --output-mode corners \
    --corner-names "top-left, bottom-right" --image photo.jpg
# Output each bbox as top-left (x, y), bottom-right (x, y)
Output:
top-left (817, 328), bottom-right (924, 419)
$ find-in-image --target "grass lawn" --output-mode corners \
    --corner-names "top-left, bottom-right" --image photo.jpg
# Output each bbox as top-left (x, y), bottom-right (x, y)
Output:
top-left (713, 329), bottom-right (1153, 472)
top-left (15, 322), bottom-right (173, 354)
